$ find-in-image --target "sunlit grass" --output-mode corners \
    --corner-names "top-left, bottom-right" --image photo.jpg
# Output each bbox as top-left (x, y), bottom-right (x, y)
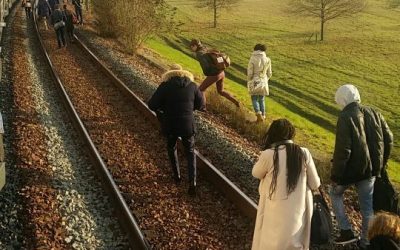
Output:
top-left (144, 0), bottom-right (400, 184)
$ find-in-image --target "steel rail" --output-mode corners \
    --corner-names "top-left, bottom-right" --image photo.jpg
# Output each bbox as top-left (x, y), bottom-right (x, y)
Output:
top-left (73, 35), bottom-right (258, 220)
top-left (32, 5), bottom-right (150, 250)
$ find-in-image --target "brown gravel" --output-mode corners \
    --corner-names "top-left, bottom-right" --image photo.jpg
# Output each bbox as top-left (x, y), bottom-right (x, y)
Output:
top-left (11, 9), bottom-right (69, 249)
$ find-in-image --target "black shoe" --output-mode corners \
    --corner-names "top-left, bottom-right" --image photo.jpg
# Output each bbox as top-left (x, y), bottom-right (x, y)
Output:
top-left (334, 229), bottom-right (358, 244)
top-left (188, 185), bottom-right (196, 197)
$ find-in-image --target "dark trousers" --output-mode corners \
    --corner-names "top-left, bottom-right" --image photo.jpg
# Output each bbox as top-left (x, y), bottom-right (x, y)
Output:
top-left (66, 28), bottom-right (74, 42)
top-left (166, 135), bottom-right (196, 186)
top-left (25, 7), bottom-right (32, 18)
top-left (55, 26), bottom-right (66, 48)
top-left (75, 7), bottom-right (83, 24)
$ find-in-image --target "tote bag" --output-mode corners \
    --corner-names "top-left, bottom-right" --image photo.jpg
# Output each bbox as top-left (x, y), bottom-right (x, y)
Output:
top-left (248, 60), bottom-right (269, 96)
top-left (373, 169), bottom-right (400, 215)
top-left (310, 188), bottom-right (333, 245)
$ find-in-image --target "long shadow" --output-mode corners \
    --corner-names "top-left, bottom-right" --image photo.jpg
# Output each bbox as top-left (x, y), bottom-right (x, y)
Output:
top-left (161, 36), bottom-right (339, 131)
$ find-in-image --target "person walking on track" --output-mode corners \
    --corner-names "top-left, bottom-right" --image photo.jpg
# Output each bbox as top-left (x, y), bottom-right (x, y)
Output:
top-left (148, 64), bottom-right (205, 196)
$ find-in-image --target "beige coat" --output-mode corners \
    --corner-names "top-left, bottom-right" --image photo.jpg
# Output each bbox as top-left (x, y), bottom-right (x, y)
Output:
top-left (251, 146), bottom-right (320, 250)
top-left (247, 51), bottom-right (272, 95)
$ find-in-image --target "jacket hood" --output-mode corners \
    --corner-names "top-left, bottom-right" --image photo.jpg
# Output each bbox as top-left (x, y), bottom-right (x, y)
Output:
top-left (161, 69), bottom-right (194, 86)
top-left (252, 50), bottom-right (266, 57)
top-left (335, 84), bottom-right (361, 109)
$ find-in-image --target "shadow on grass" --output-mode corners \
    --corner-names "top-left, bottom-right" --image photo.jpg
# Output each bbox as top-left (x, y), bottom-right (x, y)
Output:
top-left (161, 36), bottom-right (338, 132)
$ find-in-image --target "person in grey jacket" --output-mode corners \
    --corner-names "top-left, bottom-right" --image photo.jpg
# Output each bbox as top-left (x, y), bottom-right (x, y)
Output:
top-left (148, 64), bottom-right (205, 196)
top-left (330, 84), bottom-right (393, 249)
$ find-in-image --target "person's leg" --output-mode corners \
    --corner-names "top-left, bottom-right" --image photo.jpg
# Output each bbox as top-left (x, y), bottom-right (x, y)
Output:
top-left (330, 184), bottom-right (359, 243)
top-left (181, 135), bottom-right (196, 188)
top-left (259, 95), bottom-right (265, 117)
top-left (251, 95), bottom-right (260, 114)
top-left (199, 75), bottom-right (218, 109)
top-left (215, 72), bottom-right (240, 107)
top-left (355, 177), bottom-right (375, 248)
top-left (166, 135), bottom-right (180, 182)
top-left (56, 29), bottom-right (62, 48)
top-left (60, 27), bottom-right (66, 46)
top-left (330, 184), bottom-right (352, 230)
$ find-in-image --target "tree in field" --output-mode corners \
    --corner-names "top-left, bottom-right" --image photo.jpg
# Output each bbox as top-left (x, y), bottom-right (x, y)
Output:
top-left (287, 0), bottom-right (366, 41)
top-left (197, 0), bottom-right (241, 28)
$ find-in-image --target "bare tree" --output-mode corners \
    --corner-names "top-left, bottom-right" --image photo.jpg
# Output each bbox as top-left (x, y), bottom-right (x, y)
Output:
top-left (197, 0), bottom-right (241, 28)
top-left (288, 0), bottom-right (366, 41)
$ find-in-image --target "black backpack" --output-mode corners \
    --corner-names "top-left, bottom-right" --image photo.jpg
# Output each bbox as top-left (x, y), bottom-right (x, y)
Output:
top-left (310, 189), bottom-right (333, 245)
top-left (373, 169), bottom-right (400, 215)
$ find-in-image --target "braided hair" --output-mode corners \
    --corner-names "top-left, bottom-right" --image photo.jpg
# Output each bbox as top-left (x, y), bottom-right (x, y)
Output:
top-left (263, 119), bottom-right (305, 199)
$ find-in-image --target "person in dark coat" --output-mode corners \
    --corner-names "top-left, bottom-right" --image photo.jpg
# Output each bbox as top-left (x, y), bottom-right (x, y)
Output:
top-left (22, 0), bottom-right (32, 19)
top-left (190, 39), bottom-right (240, 109)
top-left (50, 5), bottom-right (66, 49)
top-left (48, 0), bottom-right (59, 11)
top-left (72, 0), bottom-right (83, 24)
top-left (63, 4), bottom-right (75, 43)
top-left (368, 212), bottom-right (400, 250)
top-left (37, 0), bottom-right (51, 30)
top-left (148, 64), bottom-right (205, 196)
top-left (330, 84), bottom-right (393, 249)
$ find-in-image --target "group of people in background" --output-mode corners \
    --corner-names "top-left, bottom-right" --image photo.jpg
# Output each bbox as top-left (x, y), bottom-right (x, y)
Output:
top-left (148, 38), bottom-right (397, 249)
top-left (36, 0), bottom-right (83, 48)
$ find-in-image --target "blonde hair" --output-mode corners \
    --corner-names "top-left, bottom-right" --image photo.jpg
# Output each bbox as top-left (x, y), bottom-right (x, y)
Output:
top-left (368, 212), bottom-right (400, 241)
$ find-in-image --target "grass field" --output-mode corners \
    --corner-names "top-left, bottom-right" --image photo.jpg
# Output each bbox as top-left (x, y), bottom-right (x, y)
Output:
top-left (144, 0), bottom-right (400, 184)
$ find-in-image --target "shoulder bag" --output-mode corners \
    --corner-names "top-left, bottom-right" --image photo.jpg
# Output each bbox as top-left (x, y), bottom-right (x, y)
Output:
top-left (310, 187), bottom-right (333, 245)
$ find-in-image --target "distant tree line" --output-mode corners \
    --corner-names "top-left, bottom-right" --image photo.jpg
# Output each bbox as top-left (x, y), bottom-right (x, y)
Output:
top-left (91, 0), bottom-right (177, 52)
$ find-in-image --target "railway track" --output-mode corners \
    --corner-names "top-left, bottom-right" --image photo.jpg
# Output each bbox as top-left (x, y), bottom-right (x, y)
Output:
top-left (33, 6), bottom-right (257, 249)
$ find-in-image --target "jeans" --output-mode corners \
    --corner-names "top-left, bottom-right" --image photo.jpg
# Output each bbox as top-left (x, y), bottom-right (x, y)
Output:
top-left (166, 135), bottom-right (196, 186)
top-left (55, 27), bottom-right (66, 48)
top-left (251, 95), bottom-right (265, 115)
top-left (330, 177), bottom-right (375, 247)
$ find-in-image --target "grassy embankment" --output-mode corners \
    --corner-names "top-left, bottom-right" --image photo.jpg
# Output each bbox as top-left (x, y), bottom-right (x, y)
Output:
top-left (143, 0), bottom-right (400, 184)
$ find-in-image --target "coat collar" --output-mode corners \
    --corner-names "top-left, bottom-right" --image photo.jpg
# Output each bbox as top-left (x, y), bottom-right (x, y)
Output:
top-left (161, 69), bottom-right (194, 82)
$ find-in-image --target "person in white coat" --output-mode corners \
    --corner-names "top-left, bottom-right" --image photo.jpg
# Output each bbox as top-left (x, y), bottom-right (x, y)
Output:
top-left (247, 44), bottom-right (272, 122)
top-left (252, 118), bottom-right (321, 250)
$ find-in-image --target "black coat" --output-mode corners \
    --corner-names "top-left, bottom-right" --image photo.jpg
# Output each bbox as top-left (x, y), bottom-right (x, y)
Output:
top-left (331, 102), bottom-right (393, 185)
top-left (148, 70), bottom-right (204, 137)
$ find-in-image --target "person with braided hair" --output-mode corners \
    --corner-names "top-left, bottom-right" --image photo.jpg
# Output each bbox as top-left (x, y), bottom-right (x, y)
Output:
top-left (251, 119), bottom-right (321, 250)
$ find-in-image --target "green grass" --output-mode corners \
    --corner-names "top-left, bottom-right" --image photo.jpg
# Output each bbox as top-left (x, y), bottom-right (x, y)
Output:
top-left (144, 0), bottom-right (400, 184)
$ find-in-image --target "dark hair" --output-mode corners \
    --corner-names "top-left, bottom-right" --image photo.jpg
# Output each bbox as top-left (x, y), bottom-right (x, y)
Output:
top-left (263, 119), bottom-right (305, 199)
top-left (190, 39), bottom-right (201, 47)
top-left (254, 43), bottom-right (266, 52)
